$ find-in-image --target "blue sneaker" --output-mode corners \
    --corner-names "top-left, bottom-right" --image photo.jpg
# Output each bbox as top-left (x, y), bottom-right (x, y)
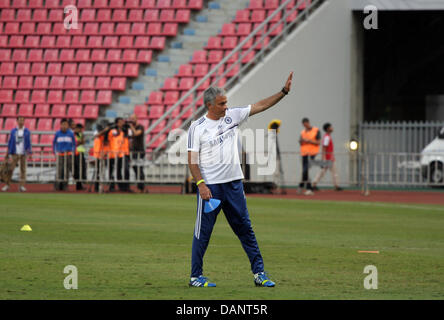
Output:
top-left (189, 275), bottom-right (216, 287)
top-left (254, 272), bottom-right (275, 287)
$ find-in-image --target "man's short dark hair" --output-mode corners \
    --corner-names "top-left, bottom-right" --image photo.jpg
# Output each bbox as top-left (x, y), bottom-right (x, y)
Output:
top-left (61, 118), bottom-right (68, 124)
top-left (76, 123), bottom-right (84, 129)
top-left (115, 117), bottom-right (123, 124)
top-left (323, 123), bottom-right (332, 132)
top-left (302, 118), bottom-right (309, 123)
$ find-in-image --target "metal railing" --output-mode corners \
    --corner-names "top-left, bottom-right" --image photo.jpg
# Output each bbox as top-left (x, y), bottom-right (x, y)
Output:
top-left (144, 0), bottom-right (324, 155)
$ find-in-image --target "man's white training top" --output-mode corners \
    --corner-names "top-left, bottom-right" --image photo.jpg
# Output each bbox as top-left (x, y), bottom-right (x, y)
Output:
top-left (187, 105), bottom-right (251, 185)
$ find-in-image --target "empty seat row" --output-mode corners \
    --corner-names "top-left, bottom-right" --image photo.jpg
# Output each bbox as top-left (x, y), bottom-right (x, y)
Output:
top-left (247, 0), bottom-right (310, 10)
top-left (1, 117), bottom-right (86, 131)
top-left (205, 34), bottom-right (275, 50)
top-left (0, 89), bottom-right (112, 104)
top-left (134, 104), bottom-right (194, 120)
top-left (218, 21), bottom-right (288, 37)
top-left (0, 76), bottom-right (127, 91)
top-left (0, 103), bottom-right (99, 119)
top-left (0, 62), bottom-right (139, 77)
top-left (0, 34), bottom-right (171, 48)
top-left (0, 49), bottom-right (153, 63)
top-left (0, 0), bottom-right (203, 10)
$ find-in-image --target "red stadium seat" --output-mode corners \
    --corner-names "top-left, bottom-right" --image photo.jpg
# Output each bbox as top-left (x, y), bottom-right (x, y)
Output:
top-left (15, 90), bottom-right (30, 103)
top-left (76, 63), bottom-right (92, 76)
top-left (126, 0), bottom-right (140, 8)
top-left (96, 77), bottom-right (111, 89)
top-left (179, 77), bottom-right (194, 91)
top-left (119, 36), bottom-right (134, 48)
top-left (249, 0), bottom-right (263, 9)
top-left (251, 9), bottom-right (266, 22)
top-left (150, 37), bottom-right (165, 50)
top-left (172, 0), bottom-right (186, 8)
top-left (80, 91), bottom-right (96, 104)
top-left (176, 64), bottom-right (193, 77)
top-left (106, 49), bottom-right (121, 62)
top-left (67, 104), bottom-right (83, 118)
top-left (96, 9), bottom-right (111, 21)
top-left (137, 50), bottom-right (153, 63)
top-left (234, 9), bottom-right (250, 23)
top-left (1, 103), bottom-right (16, 117)
top-left (53, 118), bottom-right (61, 130)
top-left (5, 22), bottom-right (19, 34)
top-left (28, 49), bottom-right (43, 62)
top-left (147, 91), bottom-right (163, 105)
top-left (123, 64), bottom-right (139, 77)
top-left (52, 23), bottom-right (67, 35)
top-left (109, 0), bottom-right (124, 7)
top-left (93, 63), bottom-right (108, 76)
top-left (40, 134), bottom-right (54, 147)
top-left (162, 77), bottom-right (178, 91)
top-left (112, 9), bottom-right (127, 22)
top-left (207, 50), bottom-right (223, 63)
top-left (21, 22), bottom-right (37, 34)
top-left (193, 63), bottom-right (209, 77)
top-left (134, 105), bottom-right (148, 119)
top-left (149, 105), bottom-right (165, 119)
top-left (1, 62), bottom-right (15, 75)
top-left (64, 90), bottom-right (79, 103)
top-left (44, 49), bottom-right (59, 62)
top-left (99, 23), bottom-right (115, 35)
top-left (188, 0), bottom-right (203, 10)
top-left (12, 49), bottom-right (27, 62)
top-left (254, 36), bottom-right (270, 50)
top-left (18, 103), bottom-right (33, 117)
top-left (190, 50), bottom-right (207, 64)
top-left (96, 91), bottom-right (112, 104)
top-left (122, 49), bottom-right (136, 62)
top-left (0, 49), bottom-right (11, 61)
top-left (87, 36), bottom-right (103, 48)
top-left (225, 63), bottom-right (240, 77)
top-left (109, 63), bottom-right (123, 76)
top-left (77, 0), bottom-right (92, 8)
top-left (62, 63), bottom-right (78, 76)
top-left (222, 36), bottom-right (238, 49)
top-left (147, 23), bottom-right (162, 36)
top-left (269, 22), bottom-right (284, 36)
top-left (220, 23), bottom-right (236, 36)
top-left (31, 90), bottom-right (46, 103)
top-left (24, 118), bottom-right (36, 130)
top-left (196, 77), bottom-right (210, 91)
top-left (49, 76), bottom-right (65, 89)
top-left (34, 104), bottom-right (50, 117)
top-left (103, 36), bottom-right (118, 48)
top-left (115, 23), bottom-right (130, 35)
top-left (163, 91), bottom-right (179, 105)
top-left (84, 23), bottom-right (99, 35)
top-left (4, 118), bottom-right (17, 130)
top-left (162, 23), bottom-right (178, 36)
top-left (37, 118), bottom-right (53, 131)
top-left (241, 50), bottom-right (255, 63)
top-left (237, 23), bottom-right (252, 36)
top-left (175, 9), bottom-right (190, 23)
top-left (51, 104), bottom-right (66, 117)
top-left (40, 35), bottom-right (56, 48)
top-left (134, 36), bottom-right (150, 48)
top-left (17, 9), bottom-right (31, 21)
top-left (91, 49), bottom-right (106, 62)
top-left (64, 76), bottom-right (80, 89)
top-left (159, 9), bottom-right (174, 22)
top-left (47, 63), bottom-right (62, 75)
top-left (34, 76), bottom-right (49, 89)
top-left (2, 76), bottom-right (18, 89)
top-left (129, 9), bottom-right (143, 21)
top-left (267, 9), bottom-right (282, 23)
top-left (16, 63), bottom-right (31, 75)
top-left (225, 51), bottom-right (238, 64)
top-left (31, 62), bottom-right (46, 76)
top-left (48, 9), bottom-right (63, 22)
top-left (47, 90), bottom-right (63, 104)
top-left (83, 105), bottom-right (98, 118)
top-left (179, 91), bottom-right (193, 105)
top-left (110, 77), bottom-right (126, 90)
top-left (205, 37), bottom-right (222, 50)
top-left (157, 0), bottom-right (171, 9)
top-left (56, 35), bottom-right (72, 48)
top-left (252, 23), bottom-right (267, 35)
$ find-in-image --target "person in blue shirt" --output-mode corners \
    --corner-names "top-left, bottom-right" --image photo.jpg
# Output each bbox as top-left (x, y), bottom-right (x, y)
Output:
top-left (53, 118), bottom-right (76, 191)
top-left (2, 116), bottom-right (32, 192)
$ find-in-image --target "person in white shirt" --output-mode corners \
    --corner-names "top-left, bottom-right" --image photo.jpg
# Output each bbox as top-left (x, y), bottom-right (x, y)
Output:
top-left (187, 72), bottom-right (293, 288)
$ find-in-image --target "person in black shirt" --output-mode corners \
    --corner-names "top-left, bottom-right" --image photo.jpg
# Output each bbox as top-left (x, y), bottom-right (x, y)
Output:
top-left (128, 114), bottom-right (147, 193)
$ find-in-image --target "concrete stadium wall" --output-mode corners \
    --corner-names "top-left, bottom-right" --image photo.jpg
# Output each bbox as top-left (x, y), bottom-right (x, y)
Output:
top-left (227, 0), bottom-right (358, 186)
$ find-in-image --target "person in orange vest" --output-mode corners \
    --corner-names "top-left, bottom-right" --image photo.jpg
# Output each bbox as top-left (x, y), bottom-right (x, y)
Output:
top-left (92, 122), bottom-right (109, 193)
top-left (108, 117), bottom-right (130, 192)
top-left (298, 118), bottom-right (321, 195)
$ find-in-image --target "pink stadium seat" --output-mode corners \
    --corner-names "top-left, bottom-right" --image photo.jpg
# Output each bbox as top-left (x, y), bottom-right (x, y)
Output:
top-left (94, 0), bottom-right (108, 8)
top-left (37, 118), bottom-right (52, 131)
top-left (176, 64), bottom-right (193, 77)
top-left (96, 91), bottom-right (112, 104)
top-left (40, 36), bottom-right (56, 48)
top-left (175, 9), bottom-right (190, 23)
top-left (21, 22), bottom-right (36, 34)
top-left (56, 35), bottom-right (73, 48)
top-left (134, 105), bottom-right (148, 119)
top-left (205, 37), bottom-right (222, 50)
top-left (81, 9), bottom-right (96, 21)
top-left (112, 9), bottom-right (127, 22)
top-left (64, 90), bottom-right (79, 103)
top-left (5, 22), bottom-right (19, 34)
top-left (179, 91), bottom-right (193, 105)
top-left (109, 63), bottom-right (123, 76)
top-left (193, 63), bottom-right (209, 77)
top-left (0, 119), bottom-right (3, 131)
top-left (172, 0), bottom-right (186, 8)
top-left (17, 9), bottom-right (31, 21)
top-left (96, 77), bottom-right (111, 89)
top-left (254, 36), bottom-right (270, 50)
top-left (24, 118), bottom-right (36, 130)
top-left (180, 106), bottom-right (194, 119)
top-left (196, 77), bottom-right (210, 91)
top-left (34, 76), bottom-right (49, 89)
top-left (93, 63), bottom-right (108, 76)
top-left (87, 36), bottom-right (102, 48)
top-left (12, 49), bottom-right (27, 62)
top-left (132, 22), bottom-right (147, 35)
top-left (51, 104), bottom-right (66, 117)
top-left (137, 50), bottom-right (153, 63)
top-left (170, 119), bottom-right (183, 130)
top-left (91, 49), bottom-right (106, 62)
top-left (31, 63), bottom-right (46, 76)
top-left (147, 92), bottom-right (163, 105)
top-left (31, 134), bottom-right (40, 146)
top-left (149, 105), bottom-right (165, 119)
top-left (241, 50), bottom-right (255, 63)
top-left (157, 0), bottom-right (171, 8)
top-left (163, 91), bottom-right (179, 105)
top-left (240, 36), bottom-right (254, 49)
top-left (4, 118), bottom-right (16, 130)
top-left (162, 23), bottom-right (178, 36)
top-left (103, 36), bottom-right (118, 48)
top-left (80, 91), bottom-right (96, 104)
top-left (48, 9), bottom-right (63, 22)
top-left (84, 23), bottom-right (99, 35)
top-left (1, 62), bottom-right (15, 75)
top-left (269, 22), bottom-right (284, 36)
top-left (234, 9), bottom-right (250, 23)
top-left (47, 90), bottom-right (63, 104)
top-left (1, 9), bottom-right (14, 21)
top-left (129, 9), bottom-right (143, 21)
top-left (150, 37), bottom-right (165, 50)
top-left (265, 0), bottom-right (278, 9)
top-left (147, 23), bottom-right (162, 36)
top-left (220, 23), bottom-right (236, 36)
top-left (46, 0), bottom-right (61, 8)
top-left (222, 36), bottom-right (238, 49)
top-left (95, 8), bottom-right (111, 21)
top-left (249, 0), bottom-right (263, 9)
top-left (159, 9), bottom-right (174, 22)
top-left (63, 63), bottom-right (78, 76)
top-left (16, 63), bottom-right (31, 75)
top-left (237, 23), bottom-right (252, 36)
top-left (28, 49), bottom-right (43, 62)
top-left (33, 9), bottom-right (48, 21)
top-left (67, 105), bottom-right (83, 119)
top-left (188, 0), bottom-right (202, 10)
top-left (144, 9), bottom-right (159, 21)
top-left (40, 134), bottom-right (54, 147)
top-left (115, 23), bottom-right (130, 35)
top-left (162, 77), bottom-right (178, 91)
top-left (64, 76), bottom-right (80, 89)
top-left (31, 90), bottom-right (46, 103)
top-left (77, 0), bottom-right (92, 8)
top-left (3, 76), bottom-right (18, 89)
top-left (267, 9), bottom-right (282, 23)
top-left (251, 9), bottom-right (266, 22)
top-left (13, 0), bottom-right (27, 8)
top-left (110, 77), bottom-right (126, 90)
top-left (106, 49), bottom-right (121, 62)
top-left (252, 23), bottom-right (267, 35)
top-left (119, 36), bottom-right (134, 48)
top-left (190, 50), bottom-right (207, 64)
top-left (225, 51), bottom-right (238, 64)
top-left (0, 49), bottom-right (11, 61)
top-left (15, 90), bottom-right (30, 103)
top-left (53, 118), bottom-right (62, 130)
top-left (123, 64), bottom-right (139, 77)
top-left (99, 23), bottom-right (115, 35)
top-left (226, 63), bottom-right (240, 77)
top-left (10, 36), bottom-right (25, 47)
top-left (1, 103), bottom-right (16, 117)
top-left (121, 49), bottom-right (136, 62)
top-left (44, 49), bottom-right (58, 62)
top-left (109, 0), bottom-right (124, 7)
top-left (47, 63), bottom-right (62, 75)
top-left (179, 77), bottom-right (194, 91)
top-left (83, 105), bottom-right (98, 118)
top-left (134, 36), bottom-right (150, 48)
top-left (75, 49), bottom-right (90, 62)
top-left (49, 76), bottom-right (65, 89)
top-left (34, 104), bottom-right (50, 117)
top-left (77, 63), bottom-right (92, 76)
top-left (207, 50), bottom-right (223, 63)
top-left (126, 0), bottom-right (140, 8)
top-left (18, 104), bottom-right (33, 117)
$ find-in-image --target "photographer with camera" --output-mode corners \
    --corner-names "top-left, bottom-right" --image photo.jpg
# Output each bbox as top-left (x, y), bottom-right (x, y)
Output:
top-left (128, 114), bottom-right (147, 193)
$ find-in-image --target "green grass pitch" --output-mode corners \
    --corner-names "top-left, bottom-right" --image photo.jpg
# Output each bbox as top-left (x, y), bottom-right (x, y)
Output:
top-left (1, 193), bottom-right (443, 299)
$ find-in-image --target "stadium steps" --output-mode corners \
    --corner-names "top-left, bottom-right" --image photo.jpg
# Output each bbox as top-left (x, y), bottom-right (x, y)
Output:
top-left (104, 0), bottom-right (250, 119)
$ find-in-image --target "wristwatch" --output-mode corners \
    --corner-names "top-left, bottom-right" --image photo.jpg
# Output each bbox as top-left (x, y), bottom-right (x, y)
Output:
top-left (281, 87), bottom-right (289, 95)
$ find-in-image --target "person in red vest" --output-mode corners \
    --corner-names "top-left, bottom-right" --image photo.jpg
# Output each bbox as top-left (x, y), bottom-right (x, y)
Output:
top-left (312, 123), bottom-right (343, 191)
top-left (298, 118), bottom-right (321, 195)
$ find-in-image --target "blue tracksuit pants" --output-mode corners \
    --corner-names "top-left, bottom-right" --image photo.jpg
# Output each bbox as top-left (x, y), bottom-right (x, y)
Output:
top-left (191, 180), bottom-right (265, 277)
